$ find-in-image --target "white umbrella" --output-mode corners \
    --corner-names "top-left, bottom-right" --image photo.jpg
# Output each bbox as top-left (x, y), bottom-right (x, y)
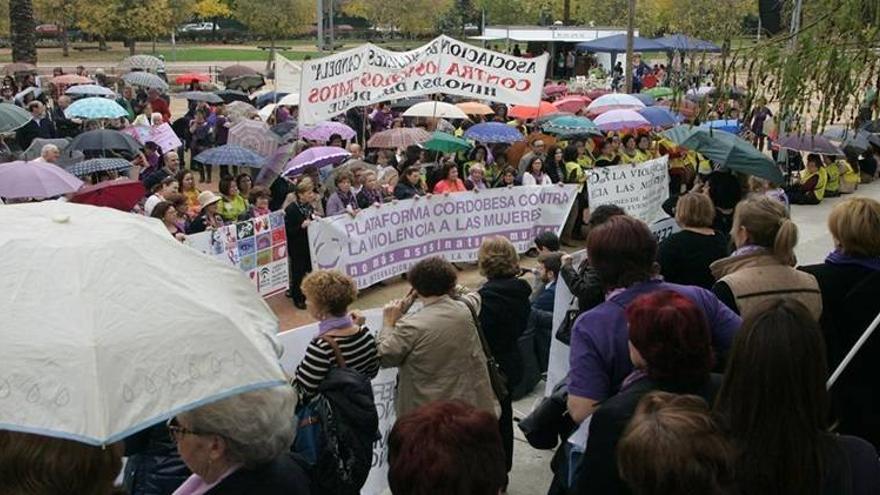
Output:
top-left (122, 71), bottom-right (169, 91)
top-left (0, 202), bottom-right (286, 446)
top-left (119, 55), bottom-right (164, 72)
top-left (402, 101), bottom-right (470, 120)
top-left (66, 84), bottom-right (117, 98)
top-left (277, 93), bottom-right (301, 106)
top-left (258, 103), bottom-right (277, 122)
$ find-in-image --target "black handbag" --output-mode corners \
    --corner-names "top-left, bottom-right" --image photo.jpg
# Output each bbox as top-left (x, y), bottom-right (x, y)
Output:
top-left (554, 296), bottom-right (579, 345)
top-left (458, 296), bottom-right (509, 402)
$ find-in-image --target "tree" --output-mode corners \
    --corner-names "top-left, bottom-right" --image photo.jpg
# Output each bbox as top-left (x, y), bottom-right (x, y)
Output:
top-left (193, 0), bottom-right (231, 39)
top-left (0, 1), bottom-right (11, 39)
top-left (234, 0), bottom-right (312, 70)
top-left (76, 0), bottom-right (120, 50)
top-left (34, 0), bottom-right (78, 57)
top-left (10, 0), bottom-right (38, 63)
top-left (115, 0), bottom-right (173, 54)
top-left (343, 0), bottom-right (402, 34)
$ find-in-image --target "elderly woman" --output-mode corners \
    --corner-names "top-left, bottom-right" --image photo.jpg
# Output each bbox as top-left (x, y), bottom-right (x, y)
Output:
top-left (292, 270), bottom-right (379, 401)
top-left (477, 236), bottom-right (532, 473)
top-left (464, 163), bottom-right (489, 190)
top-left (658, 192), bottom-right (731, 289)
top-left (710, 195), bottom-right (822, 319)
top-left (573, 290), bottom-right (722, 493)
top-left (169, 385), bottom-right (311, 494)
top-left (285, 178), bottom-right (318, 310)
top-left (567, 215), bottom-right (741, 424)
top-left (378, 256), bottom-right (499, 417)
top-left (800, 197), bottom-right (880, 449)
top-left (356, 170), bottom-right (385, 209)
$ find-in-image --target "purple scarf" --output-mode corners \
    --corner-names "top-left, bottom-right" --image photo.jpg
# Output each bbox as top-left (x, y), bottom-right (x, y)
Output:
top-left (826, 249), bottom-right (880, 271)
top-left (337, 190), bottom-right (356, 209)
top-left (317, 315), bottom-right (354, 336)
top-left (731, 244), bottom-right (767, 258)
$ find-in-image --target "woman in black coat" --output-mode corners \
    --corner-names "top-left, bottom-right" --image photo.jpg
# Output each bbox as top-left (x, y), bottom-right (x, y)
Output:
top-left (476, 237), bottom-right (532, 474)
top-left (285, 178), bottom-right (317, 310)
top-left (573, 289), bottom-right (721, 495)
top-left (658, 192), bottom-right (731, 289)
top-left (800, 197), bottom-right (880, 450)
top-left (394, 166), bottom-right (425, 200)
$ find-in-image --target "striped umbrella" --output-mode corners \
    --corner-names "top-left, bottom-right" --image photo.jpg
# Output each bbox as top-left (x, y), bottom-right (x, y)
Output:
top-left (593, 109), bottom-right (651, 132)
top-left (586, 93), bottom-right (646, 116)
top-left (122, 72), bottom-right (169, 91)
top-left (367, 127), bottom-right (431, 149)
top-left (299, 121), bottom-right (356, 142)
top-left (463, 122), bottom-right (524, 143)
top-left (283, 146), bottom-right (350, 177)
top-left (228, 119), bottom-right (279, 157)
top-left (66, 158), bottom-right (132, 177)
top-left (64, 97), bottom-right (128, 119)
top-left (0, 103), bottom-right (32, 133)
top-left (119, 55), bottom-right (164, 72)
top-left (541, 115), bottom-right (601, 138)
top-left (194, 144), bottom-right (267, 168)
top-left (66, 84), bottom-right (116, 97)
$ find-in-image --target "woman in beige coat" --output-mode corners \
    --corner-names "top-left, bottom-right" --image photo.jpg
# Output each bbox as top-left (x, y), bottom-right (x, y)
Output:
top-left (378, 256), bottom-right (500, 418)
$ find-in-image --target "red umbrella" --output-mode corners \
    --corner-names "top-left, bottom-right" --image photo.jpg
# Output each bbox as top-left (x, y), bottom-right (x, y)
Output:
top-left (508, 101), bottom-right (557, 120)
top-left (553, 96), bottom-right (591, 113)
top-left (586, 89), bottom-right (610, 100)
top-left (70, 178), bottom-right (145, 212)
top-left (175, 73), bottom-right (211, 85)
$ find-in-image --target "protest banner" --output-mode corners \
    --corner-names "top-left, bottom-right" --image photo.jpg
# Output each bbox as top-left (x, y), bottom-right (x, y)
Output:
top-left (186, 211), bottom-right (289, 297)
top-left (309, 185), bottom-right (578, 289)
top-left (298, 35), bottom-right (549, 125)
top-left (544, 250), bottom-right (584, 396)
top-left (586, 156), bottom-right (670, 224)
top-left (277, 308), bottom-right (396, 495)
top-left (274, 53), bottom-right (303, 94)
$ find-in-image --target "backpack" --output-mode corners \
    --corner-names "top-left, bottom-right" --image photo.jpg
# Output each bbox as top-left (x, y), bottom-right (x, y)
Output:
top-left (293, 336), bottom-right (379, 495)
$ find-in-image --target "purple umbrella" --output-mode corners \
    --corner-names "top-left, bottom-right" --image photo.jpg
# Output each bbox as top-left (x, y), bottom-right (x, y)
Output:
top-left (593, 109), bottom-right (651, 132)
top-left (282, 146), bottom-right (350, 177)
top-left (299, 121), bottom-right (356, 142)
top-left (0, 160), bottom-right (83, 199)
top-left (254, 143), bottom-right (298, 187)
top-left (776, 133), bottom-right (843, 156)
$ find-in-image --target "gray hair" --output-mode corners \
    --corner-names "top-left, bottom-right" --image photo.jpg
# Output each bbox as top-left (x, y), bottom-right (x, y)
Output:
top-left (179, 385), bottom-right (297, 468)
top-left (41, 144), bottom-right (60, 159)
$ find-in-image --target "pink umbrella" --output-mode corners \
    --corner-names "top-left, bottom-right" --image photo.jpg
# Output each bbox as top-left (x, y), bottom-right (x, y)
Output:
top-left (553, 96), bottom-right (591, 114)
top-left (543, 84), bottom-right (568, 96)
top-left (282, 146), bottom-right (350, 177)
top-left (228, 119), bottom-right (279, 157)
top-left (367, 127), bottom-right (431, 149)
top-left (593, 109), bottom-right (652, 132)
top-left (299, 121), bottom-right (356, 142)
top-left (0, 160), bottom-right (83, 199)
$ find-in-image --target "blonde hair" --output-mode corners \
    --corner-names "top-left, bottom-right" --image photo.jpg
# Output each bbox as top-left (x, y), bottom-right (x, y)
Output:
top-left (295, 177), bottom-right (314, 196)
top-left (301, 270), bottom-right (358, 317)
top-left (675, 193), bottom-right (716, 229)
top-left (478, 236), bottom-right (520, 279)
top-left (828, 197), bottom-right (880, 257)
top-left (733, 196), bottom-right (798, 265)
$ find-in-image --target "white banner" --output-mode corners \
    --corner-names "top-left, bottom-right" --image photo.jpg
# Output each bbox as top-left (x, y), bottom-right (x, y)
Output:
top-left (277, 308), bottom-right (396, 495)
top-left (275, 53), bottom-right (303, 95)
top-left (298, 35), bottom-right (549, 125)
top-left (309, 185), bottom-right (578, 289)
top-left (185, 212), bottom-right (289, 298)
top-left (586, 156), bottom-right (670, 224)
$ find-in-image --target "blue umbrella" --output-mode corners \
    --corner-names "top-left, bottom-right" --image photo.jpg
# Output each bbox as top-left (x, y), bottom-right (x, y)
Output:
top-left (194, 145), bottom-right (267, 168)
top-left (701, 119), bottom-right (741, 134)
top-left (66, 158), bottom-right (132, 177)
top-left (638, 107), bottom-right (682, 129)
top-left (254, 92), bottom-right (288, 109)
top-left (653, 34), bottom-right (721, 53)
top-left (64, 97), bottom-right (128, 119)
top-left (575, 34), bottom-right (667, 53)
top-left (630, 93), bottom-right (655, 106)
top-left (541, 115), bottom-right (601, 138)
top-left (464, 122), bottom-right (524, 143)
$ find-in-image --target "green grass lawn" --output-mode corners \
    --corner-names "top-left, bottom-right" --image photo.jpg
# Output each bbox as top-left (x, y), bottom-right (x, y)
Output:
top-left (156, 47), bottom-right (321, 62)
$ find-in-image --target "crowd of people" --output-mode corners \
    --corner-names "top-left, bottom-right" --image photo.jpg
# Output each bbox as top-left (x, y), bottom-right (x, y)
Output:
top-left (2, 53), bottom-right (880, 495)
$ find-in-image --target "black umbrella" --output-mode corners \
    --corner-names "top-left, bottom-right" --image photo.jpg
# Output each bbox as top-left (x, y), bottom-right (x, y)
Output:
top-left (226, 74), bottom-right (265, 92)
top-left (68, 129), bottom-right (142, 158)
top-left (215, 89), bottom-right (250, 104)
top-left (861, 119), bottom-right (880, 134)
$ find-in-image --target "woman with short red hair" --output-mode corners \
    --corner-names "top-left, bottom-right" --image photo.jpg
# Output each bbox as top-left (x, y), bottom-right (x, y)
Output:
top-left (572, 290), bottom-right (722, 494)
top-left (388, 400), bottom-right (506, 495)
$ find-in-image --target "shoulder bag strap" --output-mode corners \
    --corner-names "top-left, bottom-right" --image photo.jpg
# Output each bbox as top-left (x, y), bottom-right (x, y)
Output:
top-left (457, 296), bottom-right (494, 359)
top-left (319, 335), bottom-right (347, 368)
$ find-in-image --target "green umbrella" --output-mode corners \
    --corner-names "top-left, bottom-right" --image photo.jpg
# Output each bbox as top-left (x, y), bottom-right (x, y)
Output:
top-left (541, 115), bottom-right (602, 138)
top-left (423, 131), bottom-right (472, 153)
top-left (643, 87), bottom-right (675, 99)
top-left (0, 103), bottom-right (32, 133)
top-left (662, 126), bottom-right (783, 184)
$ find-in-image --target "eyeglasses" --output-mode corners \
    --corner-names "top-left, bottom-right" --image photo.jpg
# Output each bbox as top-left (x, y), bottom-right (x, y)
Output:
top-left (167, 417), bottom-right (207, 442)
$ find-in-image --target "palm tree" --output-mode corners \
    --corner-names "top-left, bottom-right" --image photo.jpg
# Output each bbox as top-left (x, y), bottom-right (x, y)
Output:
top-left (10, 0), bottom-right (38, 63)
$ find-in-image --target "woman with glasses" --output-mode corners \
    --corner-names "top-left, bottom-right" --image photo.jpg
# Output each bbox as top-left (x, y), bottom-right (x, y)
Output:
top-left (168, 385), bottom-right (311, 494)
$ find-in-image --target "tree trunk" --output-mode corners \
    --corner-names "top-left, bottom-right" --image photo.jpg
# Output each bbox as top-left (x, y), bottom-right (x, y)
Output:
top-left (61, 24), bottom-right (69, 57)
top-left (9, 0), bottom-right (38, 63)
top-left (128, 38), bottom-right (136, 56)
top-left (624, 0), bottom-right (635, 93)
top-left (265, 36), bottom-right (275, 73)
top-left (152, 36), bottom-right (157, 54)
top-left (98, 35), bottom-right (107, 51)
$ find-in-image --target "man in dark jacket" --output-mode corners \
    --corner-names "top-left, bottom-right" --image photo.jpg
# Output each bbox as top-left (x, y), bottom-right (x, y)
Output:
top-left (123, 422), bottom-right (190, 495)
top-left (16, 101), bottom-right (57, 150)
top-left (530, 252), bottom-right (562, 374)
top-left (50, 95), bottom-right (81, 139)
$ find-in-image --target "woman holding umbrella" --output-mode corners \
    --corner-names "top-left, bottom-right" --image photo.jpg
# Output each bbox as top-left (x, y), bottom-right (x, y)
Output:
top-left (285, 178), bottom-right (318, 310)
